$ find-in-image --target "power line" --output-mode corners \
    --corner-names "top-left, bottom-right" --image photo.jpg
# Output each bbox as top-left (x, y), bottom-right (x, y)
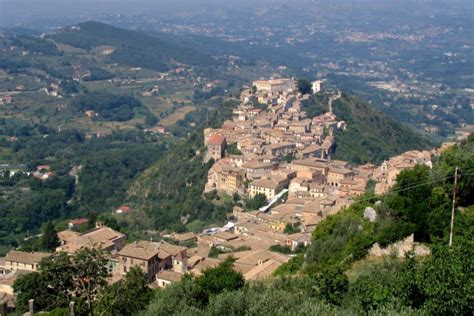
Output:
top-left (388, 169), bottom-right (474, 196)
top-left (345, 170), bottom-right (474, 207)
top-left (449, 167), bottom-right (459, 247)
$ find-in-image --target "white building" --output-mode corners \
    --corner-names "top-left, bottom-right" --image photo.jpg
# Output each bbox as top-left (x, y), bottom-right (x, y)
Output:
top-left (311, 80), bottom-right (325, 94)
top-left (252, 78), bottom-right (295, 94)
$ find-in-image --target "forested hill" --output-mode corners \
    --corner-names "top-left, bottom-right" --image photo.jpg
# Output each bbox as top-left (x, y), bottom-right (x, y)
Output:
top-left (332, 93), bottom-right (434, 164)
top-left (48, 21), bottom-right (217, 71)
top-left (126, 100), bottom-right (238, 232)
top-left (304, 92), bottom-right (434, 164)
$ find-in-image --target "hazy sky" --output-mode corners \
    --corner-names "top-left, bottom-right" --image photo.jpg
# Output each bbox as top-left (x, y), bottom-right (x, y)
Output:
top-left (0, 0), bottom-right (471, 29)
top-left (0, 0), bottom-right (290, 28)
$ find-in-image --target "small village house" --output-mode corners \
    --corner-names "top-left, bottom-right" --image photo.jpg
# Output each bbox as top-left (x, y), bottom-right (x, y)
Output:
top-left (248, 177), bottom-right (288, 200)
top-left (117, 241), bottom-right (161, 282)
top-left (2, 250), bottom-right (50, 272)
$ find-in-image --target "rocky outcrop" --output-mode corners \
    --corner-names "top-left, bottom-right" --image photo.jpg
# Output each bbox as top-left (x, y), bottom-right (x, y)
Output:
top-left (369, 234), bottom-right (431, 258)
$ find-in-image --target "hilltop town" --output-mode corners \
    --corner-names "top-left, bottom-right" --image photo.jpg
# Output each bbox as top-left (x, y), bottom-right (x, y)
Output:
top-left (202, 77), bottom-right (436, 252)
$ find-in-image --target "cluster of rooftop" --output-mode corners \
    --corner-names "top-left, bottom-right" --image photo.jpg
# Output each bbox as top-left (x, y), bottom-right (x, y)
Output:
top-left (0, 215), bottom-right (300, 308)
top-left (202, 78), bottom-right (436, 254)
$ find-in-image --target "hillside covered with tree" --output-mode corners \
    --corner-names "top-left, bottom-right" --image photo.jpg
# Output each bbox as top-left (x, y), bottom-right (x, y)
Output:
top-left (127, 99), bottom-right (238, 232)
top-left (302, 92), bottom-right (434, 164)
top-left (49, 21), bottom-right (218, 71)
top-left (71, 92), bottom-right (147, 122)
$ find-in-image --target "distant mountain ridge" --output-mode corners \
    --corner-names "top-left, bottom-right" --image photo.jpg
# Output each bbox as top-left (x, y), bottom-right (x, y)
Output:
top-left (48, 21), bottom-right (217, 71)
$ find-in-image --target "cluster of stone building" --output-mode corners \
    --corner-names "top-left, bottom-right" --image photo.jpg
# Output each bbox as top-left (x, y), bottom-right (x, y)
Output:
top-left (373, 150), bottom-right (433, 195)
top-left (0, 217), bottom-right (296, 310)
top-left (203, 78), bottom-right (435, 255)
top-left (205, 78), bottom-right (346, 194)
top-left (0, 223), bottom-right (185, 310)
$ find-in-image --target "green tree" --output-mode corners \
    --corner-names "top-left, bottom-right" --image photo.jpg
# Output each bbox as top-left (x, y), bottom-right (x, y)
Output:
top-left (186, 219), bottom-right (206, 233)
top-left (226, 143), bottom-right (242, 155)
top-left (14, 249), bottom-right (109, 315)
top-left (40, 253), bottom-right (76, 300)
top-left (232, 192), bottom-right (241, 203)
top-left (454, 205), bottom-right (474, 245)
top-left (365, 179), bottom-right (377, 193)
top-left (283, 152), bottom-right (293, 163)
top-left (283, 223), bottom-right (300, 234)
top-left (143, 275), bottom-right (207, 315)
top-left (273, 254), bottom-right (304, 276)
top-left (39, 221), bottom-right (60, 251)
top-left (418, 245), bottom-right (473, 315)
top-left (73, 249), bottom-right (110, 315)
top-left (387, 165), bottom-right (432, 240)
top-left (348, 275), bottom-right (393, 312)
top-left (87, 212), bottom-right (98, 230)
top-left (144, 113), bottom-right (158, 127)
top-left (269, 244), bottom-right (293, 254)
top-left (13, 272), bottom-right (55, 313)
top-left (208, 245), bottom-right (221, 258)
top-left (435, 138), bottom-right (474, 207)
top-left (14, 253), bottom-right (74, 313)
top-left (197, 257), bottom-right (245, 299)
top-left (245, 193), bottom-right (267, 210)
top-left (297, 79), bottom-right (312, 94)
top-left (96, 267), bottom-right (152, 315)
top-left (426, 186), bottom-right (451, 241)
top-left (313, 267), bottom-right (349, 306)
top-left (395, 252), bottom-right (425, 309)
top-left (205, 287), bottom-right (250, 315)
top-left (97, 214), bottom-right (120, 231)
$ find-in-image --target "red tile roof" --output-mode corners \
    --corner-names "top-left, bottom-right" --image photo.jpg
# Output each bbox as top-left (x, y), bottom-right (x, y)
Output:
top-left (208, 134), bottom-right (225, 146)
top-left (36, 165), bottom-right (51, 171)
top-left (69, 218), bottom-right (88, 225)
top-left (117, 206), bottom-right (130, 212)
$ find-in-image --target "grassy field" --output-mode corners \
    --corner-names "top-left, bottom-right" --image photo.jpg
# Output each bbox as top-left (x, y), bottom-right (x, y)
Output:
top-left (0, 146), bottom-right (13, 162)
top-left (159, 105), bottom-right (196, 126)
top-left (55, 43), bottom-right (86, 54)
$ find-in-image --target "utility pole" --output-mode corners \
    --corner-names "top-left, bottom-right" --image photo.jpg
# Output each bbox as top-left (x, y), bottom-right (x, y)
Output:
top-left (28, 299), bottom-right (34, 316)
top-left (449, 166), bottom-right (459, 247)
top-left (70, 301), bottom-right (75, 316)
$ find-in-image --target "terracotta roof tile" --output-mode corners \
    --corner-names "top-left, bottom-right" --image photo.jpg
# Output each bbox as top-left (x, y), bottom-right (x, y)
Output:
top-left (208, 134), bottom-right (225, 146)
top-left (4, 250), bottom-right (50, 265)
